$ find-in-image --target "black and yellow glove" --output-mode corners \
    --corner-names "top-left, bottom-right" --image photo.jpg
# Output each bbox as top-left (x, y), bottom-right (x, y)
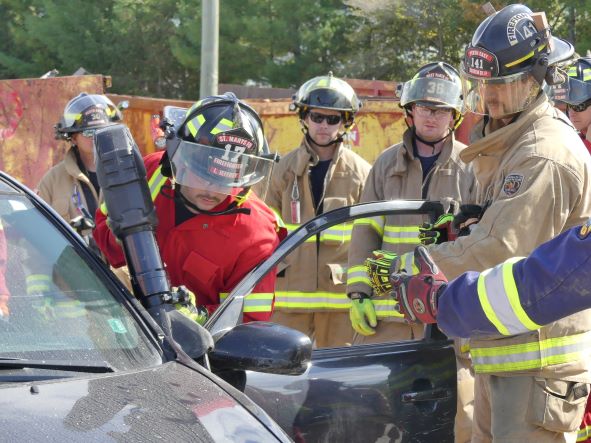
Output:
top-left (173, 286), bottom-right (209, 326)
top-left (418, 214), bottom-right (456, 245)
top-left (365, 250), bottom-right (398, 297)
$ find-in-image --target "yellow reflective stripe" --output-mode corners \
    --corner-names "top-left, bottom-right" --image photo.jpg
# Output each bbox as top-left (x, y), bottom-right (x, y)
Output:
top-left (283, 222), bottom-right (315, 242)
top-left (399, 252), bottom-right (419, 274)
top-left (372, 299), bottom-right (404, 318)
top-left (505, 43), bottom-right (545, 68)
top-left (578, 424), bottom-right (591, 442)
top-left (210, 118), bottom-right (233, 135)
top-left (274, 291), bottom-right (350, 309)
top-left (568, 66), bottom-right (578, 76)
top-left (353, 216), bottom-right (385, 237)
top-left (347, 265), bottom-right (371, 285)
top-left (502, 259), bottom-right (541, 332)
top-left (243, 293), bottom-right (274, 313)
top-left (53, 300), bottom-right (86, 318)
top-left (477, 267), bottom-right (509, 335)
top-left (148, 166), bottom-right (167, 201)
top-left (100, 201), bottom-right (108, 216)
top-left (186, 114), bottom-right (205, 138)
top-left (383, 225), bottom-right (421, 245)
top-left (26, 274), bottom-right (52, 295)
top-left (320, 223), bottom-right (353, 243)
top-left (584, 69), bottom-right (591, 82)
top-left (269, 207), bottom-right (286, 229)
top-left (471, 331), bottom-right (591, 373)
top-left (478, 258), bottom-right (540, 336)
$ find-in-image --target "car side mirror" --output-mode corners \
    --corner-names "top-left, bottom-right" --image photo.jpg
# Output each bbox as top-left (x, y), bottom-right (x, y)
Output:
top-left (209, 322), bottom-right (312, 375)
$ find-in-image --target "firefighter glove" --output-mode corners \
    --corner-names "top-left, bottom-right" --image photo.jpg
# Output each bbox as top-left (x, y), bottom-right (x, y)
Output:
top-left (390, 246), bottom-right (447, 324)
top-left (173, 286), bottom-right (209, 326)
top-left (418, 213), bottom-right (456, 245)
top-left (349, 292), bottom-right (377, 336)
top-left (365, 250), bottom-right (398, 297)
top-left (453, 204), bottom-right (485, 237)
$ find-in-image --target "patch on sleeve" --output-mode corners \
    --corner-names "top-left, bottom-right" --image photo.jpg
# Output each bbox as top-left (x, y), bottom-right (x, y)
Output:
top-left (578, 218), bottom-right (591, 239)
top-left (502, 174), bottom-right (524, 196)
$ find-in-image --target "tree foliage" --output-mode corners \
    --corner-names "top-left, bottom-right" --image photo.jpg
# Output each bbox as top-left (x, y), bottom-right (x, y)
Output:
top-left (0, 0), bottom-right (589, 98)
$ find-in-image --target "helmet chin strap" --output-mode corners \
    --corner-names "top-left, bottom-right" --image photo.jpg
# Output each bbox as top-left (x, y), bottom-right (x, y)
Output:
top-left (412, 127), bottom-right (452, 154)
top-left (161, 183), bottom-right (252, 216)
top-left (305, 132), bottom-right (342, 148)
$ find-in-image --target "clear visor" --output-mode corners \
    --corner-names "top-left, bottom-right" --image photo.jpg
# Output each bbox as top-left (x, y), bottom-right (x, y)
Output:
top-left (460, 67), bottom-right (541, 119)
top-left (400, 77), bottom-right (462, 111)
top-left (62, 96), bottom-right (119, 128)
top-left (561, 78), bottom-right (591, 105)
top-left (171, 141), bottom-right (275, 198)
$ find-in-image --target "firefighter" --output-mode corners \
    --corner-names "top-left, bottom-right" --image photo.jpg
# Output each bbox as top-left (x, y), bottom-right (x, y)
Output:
top-left (34, 93), bottom-right (124, 301)
top-left (346, 61), bottom-right (475, 343)
top-left (265, 73), bottom-right (370, 348)
top-left (564, 57), bottom-right (591, 154)
top-left (38, 93), bottom-right (122, 246)
top-left (386, 218), bottom-right (591, 442)
top-left (345, 62), bottom-right (477, 441)
top-left (366, 5), bottom-right (591, 442)
top-left (94, 93), bottom-right (284, 323)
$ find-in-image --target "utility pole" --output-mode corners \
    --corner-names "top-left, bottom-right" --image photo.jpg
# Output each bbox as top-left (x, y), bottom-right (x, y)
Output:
top-left (200, 0), bottom-right (219, 97)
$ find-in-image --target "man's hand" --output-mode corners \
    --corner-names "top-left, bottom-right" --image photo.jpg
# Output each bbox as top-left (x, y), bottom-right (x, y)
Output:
top-left (365, 250), bottom-right (398, 297)
top-left (419, 214), bottom-right (456, 245)
top-left (349, 292), bottom-right (377, 336)
top-left (390, 246), bottom-right (447, 324)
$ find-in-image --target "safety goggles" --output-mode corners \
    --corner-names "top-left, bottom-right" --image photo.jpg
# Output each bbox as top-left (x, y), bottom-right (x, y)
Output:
top-left (412, 104), bottom-right (452, 118)
top-left (308, 112), bottom-right (342, 125)
top-left (567, 101), bottom-right (591, 113)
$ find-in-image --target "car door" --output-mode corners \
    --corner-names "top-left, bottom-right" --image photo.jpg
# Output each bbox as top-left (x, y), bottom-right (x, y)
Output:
top-left (207, 201), bottom-right (457, 443)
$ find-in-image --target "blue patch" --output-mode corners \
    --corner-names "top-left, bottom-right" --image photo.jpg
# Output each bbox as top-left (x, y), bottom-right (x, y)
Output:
top-left (502, 174), bottom-right (524, 196)
top-left (578, 218), bottom-right (591, 240)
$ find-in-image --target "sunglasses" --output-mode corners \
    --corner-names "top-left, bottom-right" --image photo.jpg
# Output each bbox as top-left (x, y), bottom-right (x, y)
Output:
top-left (567, 101), bottom-right (591, 113)
top-left (308, 112), bottom-right (342, 125)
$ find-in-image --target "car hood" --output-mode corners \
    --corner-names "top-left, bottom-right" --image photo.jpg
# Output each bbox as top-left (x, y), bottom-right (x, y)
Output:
top-left (0, 361), bottom-right (285, 442)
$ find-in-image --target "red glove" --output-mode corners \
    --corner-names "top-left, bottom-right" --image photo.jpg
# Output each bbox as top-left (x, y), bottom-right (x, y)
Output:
top-left (390, 246), bottom-right (447, 324)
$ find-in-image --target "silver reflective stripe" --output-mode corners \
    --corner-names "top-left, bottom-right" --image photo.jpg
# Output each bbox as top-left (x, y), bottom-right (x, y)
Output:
top-left (347, 265), bottom-right (370, 285)
top-left (383, 225), bottom-right (421, 244)
top-left (353, 216), bottom-right (385, 236)
top-left (320, 223), bottom-right (353, 243)
top-left (274, 291), bottom-right (351, 310)
top-left (478, 257), bottom-right (539, 336)
top-left (471, 331), bottom-right (591, 373)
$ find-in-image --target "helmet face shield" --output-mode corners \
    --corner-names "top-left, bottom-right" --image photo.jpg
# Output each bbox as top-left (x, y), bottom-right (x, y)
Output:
top-left (560, 77), bottom-right (591, 105)
top-left (60, 94), bottom-right (120, 132)
top-left (171, 141), bottom-right (274, 197)
top-left (460, 66), bottom-right (540, 118)
top-left (400, 77), bottom-right (463, 111)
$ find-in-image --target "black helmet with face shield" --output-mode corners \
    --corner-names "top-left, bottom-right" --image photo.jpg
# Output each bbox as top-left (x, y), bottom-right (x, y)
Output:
top-left (163, 92), bottom-right (275, 205)
top-left (55, 93), bottom-right (121, 140)
top-left (460, 4), bottom-right (574, 119)
top-left (399, 61), bottom-right (465, 130)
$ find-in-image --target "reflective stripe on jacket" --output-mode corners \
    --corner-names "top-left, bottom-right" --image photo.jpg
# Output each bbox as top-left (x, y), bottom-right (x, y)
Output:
top-left (265, 139), bottom-right (371, 312)
top-left (346, 129), bottom-right (476, 322)
top-left (430, 95), bottom-right (591, 380)
top-left (94, 151), bottom-right (282, 322)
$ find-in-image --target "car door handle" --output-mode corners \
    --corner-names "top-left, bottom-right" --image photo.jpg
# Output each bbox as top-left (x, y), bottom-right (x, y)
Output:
top-left (401, 388), bottom-right (452, 403)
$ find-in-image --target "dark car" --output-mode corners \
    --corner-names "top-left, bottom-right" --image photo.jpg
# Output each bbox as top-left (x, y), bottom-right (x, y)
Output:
top-left (210, 200), bottom-right (457, 443)
top-left (0, 172), bottom-right (308, 442)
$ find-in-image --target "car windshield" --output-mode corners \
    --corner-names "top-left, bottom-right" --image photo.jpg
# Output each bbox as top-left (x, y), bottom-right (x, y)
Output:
top-left (0, 183), bottom-right (161, 372)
